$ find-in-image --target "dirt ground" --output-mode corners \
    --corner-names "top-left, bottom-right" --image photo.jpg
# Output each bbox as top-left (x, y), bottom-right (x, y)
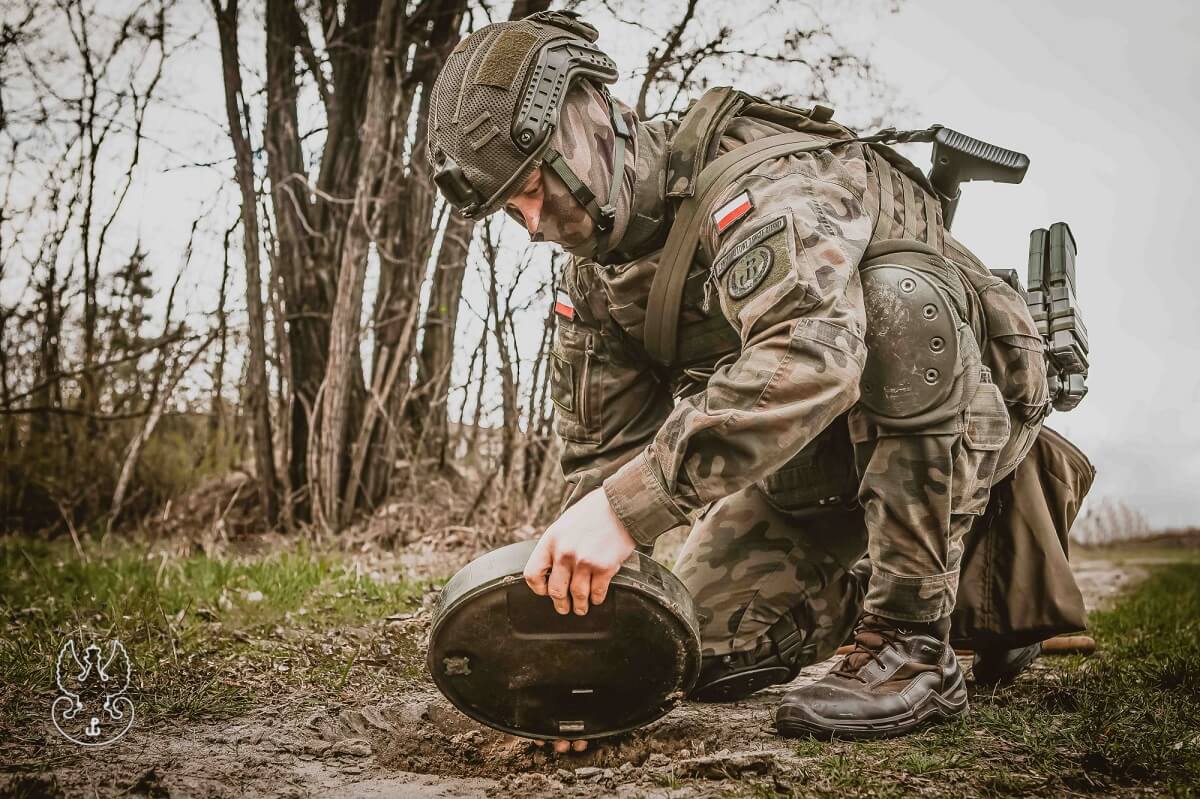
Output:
top-left (2, 551), bottom-right (1147, 799)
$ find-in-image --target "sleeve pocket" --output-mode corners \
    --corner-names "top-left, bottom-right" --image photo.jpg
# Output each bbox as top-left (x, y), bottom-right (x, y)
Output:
top-left (794, 318), bottom-right (867, 362)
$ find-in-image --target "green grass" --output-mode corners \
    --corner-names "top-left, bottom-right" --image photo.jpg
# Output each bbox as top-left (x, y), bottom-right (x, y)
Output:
top-left (4, 538), bottom-right (1197, 796)
top-left (0, 536), bottom-right (427, 743)
top-left (750, 560), bottom-right (1200, 797)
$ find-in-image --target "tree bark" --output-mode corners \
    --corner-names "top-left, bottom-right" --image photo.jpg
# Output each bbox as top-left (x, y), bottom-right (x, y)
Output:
top-left (311, 0), bottom-right (403, 530)
top-left (212, 0), bottom-right (280, 525)
top-left (412, 213), bottom-right (474, 462)
top-left (264, 0), bottom-right (337, 519)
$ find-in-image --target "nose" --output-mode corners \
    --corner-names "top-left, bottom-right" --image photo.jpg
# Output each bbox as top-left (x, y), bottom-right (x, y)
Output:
top-left (509, 193), bottom-right (541, 236)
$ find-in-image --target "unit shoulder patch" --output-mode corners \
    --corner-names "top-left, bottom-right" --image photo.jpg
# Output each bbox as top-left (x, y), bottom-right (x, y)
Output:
top-left (713, 216), bottom-right (787, 278)
top-left (713, 213), bottom-right (795, 320)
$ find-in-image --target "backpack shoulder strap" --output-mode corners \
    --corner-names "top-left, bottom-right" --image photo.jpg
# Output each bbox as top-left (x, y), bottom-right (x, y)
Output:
top-left (645, 131), bottom-right (846, 364)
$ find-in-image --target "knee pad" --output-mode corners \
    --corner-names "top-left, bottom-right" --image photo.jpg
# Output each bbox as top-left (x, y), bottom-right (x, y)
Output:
top-left (859, 263), bottom-right (960, 421)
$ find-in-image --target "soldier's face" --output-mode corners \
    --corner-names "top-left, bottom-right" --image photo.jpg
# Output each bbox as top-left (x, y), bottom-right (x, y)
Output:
top-left (504, 166), bottom-right (595, 251)
top-left (505, 168), bottom-right (544, 237)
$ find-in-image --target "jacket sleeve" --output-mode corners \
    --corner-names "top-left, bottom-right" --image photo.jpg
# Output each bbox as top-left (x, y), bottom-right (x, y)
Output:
top-left (603, 143), bottom-right (875, 545)
top-left (551, 259), bottom-right (676, 511)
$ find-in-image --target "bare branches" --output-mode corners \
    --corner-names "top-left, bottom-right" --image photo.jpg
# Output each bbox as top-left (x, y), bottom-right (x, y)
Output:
top-left (0, 330), bottom-right (193, 410)
top-left (634, 0), bottom-right (698, 118)
top-left (602, 0), bottom-right (900, 128)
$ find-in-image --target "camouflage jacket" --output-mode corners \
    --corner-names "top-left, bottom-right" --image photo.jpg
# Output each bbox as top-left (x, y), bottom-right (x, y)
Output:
top-left (550, 106), bottom-right (1047, 547)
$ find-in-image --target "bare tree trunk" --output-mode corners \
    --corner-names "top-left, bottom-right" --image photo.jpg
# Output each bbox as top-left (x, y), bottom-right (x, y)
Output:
top-left (341, 303), bottom-right (417, 524)
top-left (367, 0), bottom-right (467, 503)
top-left (467, 324), bottom-right (489, 454)
top-left (413, 213), bottom-right (474, 459)
top-left (524, 435), bottom-right (563, 526)
top-left (110, 333), bottom-right (216, 530)
top-left (264, 0), bottom-right (337, 521)
top-left (482, 221), bottom-right (520, 480)
top-left (213, 0), bottom-right (279, 525)
top-left (311, 0), bottom-right (403, 531)
top-left (210, 222), bottom-right (235, 440)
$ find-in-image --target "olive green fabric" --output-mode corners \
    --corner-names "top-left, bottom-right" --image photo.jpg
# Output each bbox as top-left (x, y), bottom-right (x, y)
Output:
top-left (951, 425), bottom-right (1093, 648)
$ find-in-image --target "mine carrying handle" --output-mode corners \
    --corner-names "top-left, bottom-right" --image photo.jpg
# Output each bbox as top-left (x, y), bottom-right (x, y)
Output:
top-left (928, 127), bottom-right (1030, 228)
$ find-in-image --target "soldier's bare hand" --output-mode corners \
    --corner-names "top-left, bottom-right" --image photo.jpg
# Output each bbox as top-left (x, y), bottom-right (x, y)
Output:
top-left (523, 487), bottom-right (635, 615)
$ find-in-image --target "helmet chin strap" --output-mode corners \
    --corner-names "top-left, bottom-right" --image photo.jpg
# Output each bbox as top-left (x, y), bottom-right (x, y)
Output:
top-left (538, 90), bottom-right (630, 257)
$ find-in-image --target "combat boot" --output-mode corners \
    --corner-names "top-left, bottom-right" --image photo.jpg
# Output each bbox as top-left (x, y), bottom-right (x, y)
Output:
top-left (775, 615), bottom-right (967, 739)
top-left (971, 641), bottom-right (1041, 685)
top-left (690, 558), bottom-right (871, 703)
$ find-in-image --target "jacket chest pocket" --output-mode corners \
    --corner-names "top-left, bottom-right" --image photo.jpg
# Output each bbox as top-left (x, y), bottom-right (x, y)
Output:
top-left (551, 321), bottom-right (603, 444)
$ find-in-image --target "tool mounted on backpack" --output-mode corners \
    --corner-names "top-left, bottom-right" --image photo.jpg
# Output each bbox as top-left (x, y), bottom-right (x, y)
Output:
top-left (1026, 224), bottom-right (1088, 411)
top-left (922, 128), bottom-right (1088, 412)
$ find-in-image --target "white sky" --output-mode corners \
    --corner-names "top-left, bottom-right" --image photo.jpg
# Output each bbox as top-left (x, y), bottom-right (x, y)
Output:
top-left (858, 0), bottom-right (1200, 527)
top-left (5, 0), bottom-right (1196, 528)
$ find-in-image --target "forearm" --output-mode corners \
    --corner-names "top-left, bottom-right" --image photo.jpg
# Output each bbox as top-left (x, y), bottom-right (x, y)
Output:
top-left (604, 313), bottom-right (866, 545)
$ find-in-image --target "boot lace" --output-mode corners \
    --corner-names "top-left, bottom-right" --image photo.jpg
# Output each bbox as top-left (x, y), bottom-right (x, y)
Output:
top-left (833, 618), bottom-right (902, 684)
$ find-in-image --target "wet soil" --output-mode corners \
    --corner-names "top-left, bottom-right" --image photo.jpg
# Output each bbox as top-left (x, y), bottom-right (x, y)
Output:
top-left (0, 556), bottom-right (1144, 798)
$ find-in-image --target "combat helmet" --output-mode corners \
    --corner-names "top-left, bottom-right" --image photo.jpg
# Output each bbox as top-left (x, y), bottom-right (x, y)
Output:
top-left (426, 11), bottom-right (630, 246)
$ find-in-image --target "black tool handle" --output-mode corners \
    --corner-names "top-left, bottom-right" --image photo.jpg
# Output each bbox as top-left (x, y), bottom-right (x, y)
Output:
top-left (929, 127), bottom-right (1029, 228)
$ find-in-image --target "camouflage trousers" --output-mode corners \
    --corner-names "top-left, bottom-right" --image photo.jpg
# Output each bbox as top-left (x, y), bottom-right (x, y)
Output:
top-left (675, 350), bottom-right (1043, 656)
top-left (850, 314), bottom-right (1043, 625)
top-left (674, 489), bottom-right (869, 658)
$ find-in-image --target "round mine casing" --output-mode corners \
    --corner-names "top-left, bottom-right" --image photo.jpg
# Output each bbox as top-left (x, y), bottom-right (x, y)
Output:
top-left (427, 539), bottom-right (701, 740)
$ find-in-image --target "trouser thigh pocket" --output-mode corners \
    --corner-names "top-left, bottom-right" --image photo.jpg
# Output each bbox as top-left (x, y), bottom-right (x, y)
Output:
top-left (952, 377), bottom-right (1010, 516)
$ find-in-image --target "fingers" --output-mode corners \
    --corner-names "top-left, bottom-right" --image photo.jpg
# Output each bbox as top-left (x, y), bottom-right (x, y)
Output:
top-left (523, 534), bottom-right (553, 596)
top-left (570, 567), bottom-right (593, 616)
top-left (590, 569), bottom-right (613, 607)
top-left (546, 556), bottom-right (573, 615)
top-left (530, 738), bottom-right (587, 753)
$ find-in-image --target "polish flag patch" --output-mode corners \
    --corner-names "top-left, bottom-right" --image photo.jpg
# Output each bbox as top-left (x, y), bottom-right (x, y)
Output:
top-left (712, 191), bottom-right (753, 234)
top-left (554, 290), bottom-right (575, 320)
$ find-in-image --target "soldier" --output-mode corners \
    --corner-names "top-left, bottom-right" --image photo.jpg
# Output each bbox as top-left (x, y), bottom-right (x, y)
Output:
top-left (426, 11), bottom-right (1083, 747)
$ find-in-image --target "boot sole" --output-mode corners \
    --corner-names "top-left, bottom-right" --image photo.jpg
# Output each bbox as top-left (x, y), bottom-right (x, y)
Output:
top-left (775, 670), bottom-right (969, 740)
top-left (690, 665), bottom-right (794, 703)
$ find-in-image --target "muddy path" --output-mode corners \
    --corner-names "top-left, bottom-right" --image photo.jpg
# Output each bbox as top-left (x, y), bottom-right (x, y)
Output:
top-left (1, 555), bottom-right (1145, 798)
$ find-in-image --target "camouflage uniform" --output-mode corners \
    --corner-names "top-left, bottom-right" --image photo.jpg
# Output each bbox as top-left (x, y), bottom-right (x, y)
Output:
top-left (547, 86), bottom-right (1050, 658)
